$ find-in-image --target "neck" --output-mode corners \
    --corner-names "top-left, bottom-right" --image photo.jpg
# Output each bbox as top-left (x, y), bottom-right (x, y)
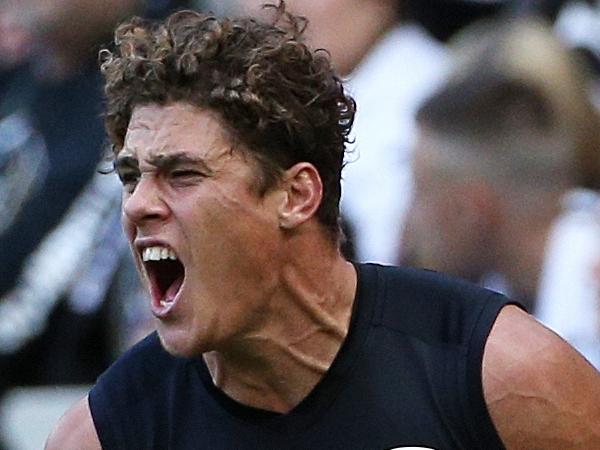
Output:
top-left (204, 233), bottom-right (357, 413)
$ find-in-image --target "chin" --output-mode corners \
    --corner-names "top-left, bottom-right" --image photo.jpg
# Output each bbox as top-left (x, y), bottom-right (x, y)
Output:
top-left (156, 327), bottom-right (210, 358)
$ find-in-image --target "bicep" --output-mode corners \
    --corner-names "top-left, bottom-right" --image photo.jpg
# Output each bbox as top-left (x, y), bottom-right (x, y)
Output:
top-left (45, 395), bottom-right (102, 450)
top-left (483, 305), bottom-right (600, 449)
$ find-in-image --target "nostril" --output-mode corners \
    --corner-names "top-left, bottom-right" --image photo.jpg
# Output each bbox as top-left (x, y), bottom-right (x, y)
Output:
top-left (125, 201), bottom-right (168, 223)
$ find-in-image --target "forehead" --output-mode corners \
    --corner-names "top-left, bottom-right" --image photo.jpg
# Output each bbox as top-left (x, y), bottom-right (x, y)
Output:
top-left (121, 102), bottom-right (234, 161)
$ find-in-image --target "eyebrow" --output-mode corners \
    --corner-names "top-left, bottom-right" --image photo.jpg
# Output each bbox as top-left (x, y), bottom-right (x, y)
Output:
top-left (114, 152), bottom-right (214, 175)
top-left (113, 154), bottom-right (138, 172)
top-left (147, 153), bottom-right (213, 175)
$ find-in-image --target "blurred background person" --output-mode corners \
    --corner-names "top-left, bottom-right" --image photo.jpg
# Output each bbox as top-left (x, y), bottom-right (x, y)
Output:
top-left (402, 16), bottom-right (600, 368)
top-left (0, 0), bottom-right (134, 392)
top-left (0, 0), bottom-right (194, 448)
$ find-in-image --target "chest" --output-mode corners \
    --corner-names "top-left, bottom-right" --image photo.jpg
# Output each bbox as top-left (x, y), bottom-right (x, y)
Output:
top-left (164, 336), bottom-right (469, 450)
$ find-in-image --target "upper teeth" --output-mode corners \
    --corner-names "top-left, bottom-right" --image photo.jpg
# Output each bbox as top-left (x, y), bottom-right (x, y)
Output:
top-left (142, 246), bottom-right (178, 262)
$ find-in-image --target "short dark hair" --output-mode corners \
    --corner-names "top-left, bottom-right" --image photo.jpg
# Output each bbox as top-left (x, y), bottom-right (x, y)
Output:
top-left (417, 18), bottom-right (600, 191)
top-left (417, 72), bottom-right (555, 141)
top-left (100, 2), bottom-right (355, 240)
top-left (415, 70), bottom-right (576, 189)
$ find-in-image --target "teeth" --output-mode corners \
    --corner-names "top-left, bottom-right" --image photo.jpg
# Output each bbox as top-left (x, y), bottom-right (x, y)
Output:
top-left (142, 246), bottom-right (178, 262)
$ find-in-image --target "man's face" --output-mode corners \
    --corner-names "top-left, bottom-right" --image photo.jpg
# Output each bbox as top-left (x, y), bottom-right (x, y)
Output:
top-left (116, 103), bottom-right (285, 357)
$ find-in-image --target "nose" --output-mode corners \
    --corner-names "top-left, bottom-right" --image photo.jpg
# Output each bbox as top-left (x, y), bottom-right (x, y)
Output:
top-left (122, 177), bottom-right (170, 226)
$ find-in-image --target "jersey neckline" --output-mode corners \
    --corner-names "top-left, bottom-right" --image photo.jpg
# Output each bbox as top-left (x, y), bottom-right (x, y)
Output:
top-left (193, 262), bottom-right (379, 431)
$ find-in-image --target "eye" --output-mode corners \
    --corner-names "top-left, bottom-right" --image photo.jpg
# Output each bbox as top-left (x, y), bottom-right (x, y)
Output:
top-left (172, 170), bottom-right (197, 177)
top-left (169, 169), bottom-right (204, 185)
top-left (117, 170), bottom-right (140, 192)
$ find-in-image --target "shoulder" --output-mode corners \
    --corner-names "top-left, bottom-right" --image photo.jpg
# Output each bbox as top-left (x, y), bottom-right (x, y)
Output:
top-left (46, 336), bottom-right (168, 450)
top-left (45, 396), bottom-right (101, 450)
top-left (94, 332), bottom-right (173, 388)
top-left (370, 264), bottom-right (509, 345)
top-left (89, 332), bottom-right (181, 412)
top-left (368, 263), bottom-right (495, 301)
top-left (88, 332), bottom-right (193, 446)
top-left (483, 305), bottom-right (600, 449)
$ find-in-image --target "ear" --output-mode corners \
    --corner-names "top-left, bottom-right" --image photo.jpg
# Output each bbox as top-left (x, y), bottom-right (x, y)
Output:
top-left (278, 162), bottom-right (323, 230)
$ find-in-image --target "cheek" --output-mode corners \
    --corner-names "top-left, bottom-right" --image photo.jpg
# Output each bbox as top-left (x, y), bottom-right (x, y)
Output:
top-left (181, 192), bottom-right (278, 269)
top-left (412, 195), bottom-right (442, 236)
top-left (432, 204), bottom-right (459, 247)
top-left (202, 186), bottom-right (277, 237)
top-left (413, 195), bottom-right (455, 251)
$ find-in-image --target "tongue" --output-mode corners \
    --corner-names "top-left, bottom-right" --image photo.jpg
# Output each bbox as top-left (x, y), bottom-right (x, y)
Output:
top-left (164, 275), bottom-right (184, 303)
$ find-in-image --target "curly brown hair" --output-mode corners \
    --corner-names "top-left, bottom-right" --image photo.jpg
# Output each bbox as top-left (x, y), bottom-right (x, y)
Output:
top-left (99, 1), bottom-right (355, 241)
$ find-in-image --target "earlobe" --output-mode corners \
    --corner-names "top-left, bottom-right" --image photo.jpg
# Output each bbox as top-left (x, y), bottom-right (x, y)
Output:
top-left (278, 163), bottom-right (323, 230)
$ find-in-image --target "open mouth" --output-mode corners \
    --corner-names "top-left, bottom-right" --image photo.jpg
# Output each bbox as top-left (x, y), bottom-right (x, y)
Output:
top-left (142, 246), bottom-right (185, 308)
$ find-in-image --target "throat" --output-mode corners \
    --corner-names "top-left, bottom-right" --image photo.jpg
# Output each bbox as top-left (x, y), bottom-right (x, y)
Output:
top-left (202, 324), bottom-right (348, 414)
top-left (201, 259), bottom-right (358, 413)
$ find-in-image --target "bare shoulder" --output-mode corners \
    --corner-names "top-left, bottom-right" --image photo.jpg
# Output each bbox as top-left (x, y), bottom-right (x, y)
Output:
top-left (45, 395), bottom-right (102, 450)
top-left (483, 304), bottom-right (600, 449)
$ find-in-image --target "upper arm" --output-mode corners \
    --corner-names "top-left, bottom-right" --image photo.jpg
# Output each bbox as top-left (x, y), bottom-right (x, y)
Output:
top-left (483, 305), bottom-right (600, 449)
top-left (45, 395), bottom-right (102, 450)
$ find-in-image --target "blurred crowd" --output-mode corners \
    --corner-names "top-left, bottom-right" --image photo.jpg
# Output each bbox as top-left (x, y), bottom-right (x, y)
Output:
top-left (0, 0), bottom-right (195, 446)
top-left (0, 0), bottom-right (599, 447)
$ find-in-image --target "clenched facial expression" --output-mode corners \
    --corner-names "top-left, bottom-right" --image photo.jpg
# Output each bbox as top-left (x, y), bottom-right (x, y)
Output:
top-left (116, 102), bottom-right (284, 356)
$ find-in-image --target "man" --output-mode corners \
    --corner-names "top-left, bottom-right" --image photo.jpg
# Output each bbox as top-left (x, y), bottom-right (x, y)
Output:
top-left (403, 18), bottom-right (600, 367)
top-left (47, 4), bottom-right (600, 449)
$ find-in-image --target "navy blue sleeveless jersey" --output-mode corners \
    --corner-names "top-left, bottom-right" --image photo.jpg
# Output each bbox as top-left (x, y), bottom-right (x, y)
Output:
top-left (89, 263), bottom-right (513, 449)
